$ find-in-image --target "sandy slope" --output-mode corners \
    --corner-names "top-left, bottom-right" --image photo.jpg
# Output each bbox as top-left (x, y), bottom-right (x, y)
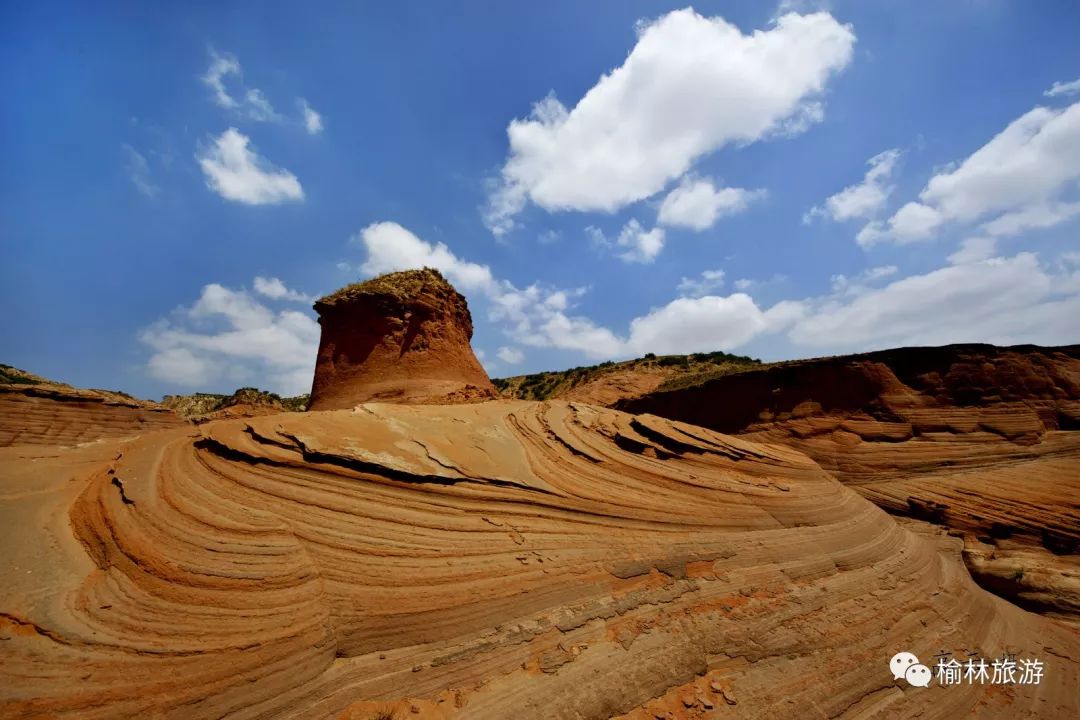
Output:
top-left (1, 400), bottom-right (1076, 718)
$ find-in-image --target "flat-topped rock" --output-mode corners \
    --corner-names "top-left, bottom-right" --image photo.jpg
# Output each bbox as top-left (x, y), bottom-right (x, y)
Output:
top-left (309, 268), bottom-right (495, 409)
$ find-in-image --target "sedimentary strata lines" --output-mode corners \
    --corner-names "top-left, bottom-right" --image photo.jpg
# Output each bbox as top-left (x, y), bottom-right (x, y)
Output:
top-left (1, 401), bottom-right (1077, 718)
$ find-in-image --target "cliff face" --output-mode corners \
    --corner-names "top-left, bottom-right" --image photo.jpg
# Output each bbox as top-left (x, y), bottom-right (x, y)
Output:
top-left (309, 268), bottom-right (495, 410)
top-left (617, 344), bottom-right (1080, 622)
top-left (3, 401), bottom-right (1076, 718)
top-left (0, 369), bottom-right (185, 447)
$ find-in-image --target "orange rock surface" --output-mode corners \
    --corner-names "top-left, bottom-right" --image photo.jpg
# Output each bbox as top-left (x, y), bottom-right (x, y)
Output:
top-left (618, 345), bottom-right (1080, 623)
top-left (309, 269), bottom-right (495, 410)
top-left (0, 381), bottom-right (185, 447)
top-left (1, 400), bottom-right (1077, 718)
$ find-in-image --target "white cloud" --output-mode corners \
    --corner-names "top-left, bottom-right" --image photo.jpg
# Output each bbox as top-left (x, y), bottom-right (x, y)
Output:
top-left (658, 177), bottom-right (765, 230)
top-left (616, 220), bottom-right (665, 263)
top-left (202, 50), bottom-right (281, 121)
top-left (122, 144), bottom-right (159, 197)
top-left (977, 201), bottom-right (1080, 238)
top-left (299, 98), bottom-right (323, 134)
top-left (788, 252), bottom-right (1080, 349)
top-left (356, 222), bottom-right (496, 292)
top-left (677, 269), bottom-right (726, 297)
top-left (1045, 78), bottom-right (1080, 98)
top-left (355, 222), bottom-right (804, 359)
top-left (805, 148), bottom-right (900, 223)
top-left (496, 346), bottom-right (524, 364)
top-left (947, 236), bottom-right (997, 265)
top-left (867, 102), bottom-right (1080, 245)
top-left (586, 220), bottom-right (666, 263)
top-left (202, 49), bottom-right (324, 131)
top-left (354, 222), bottom-right (1080, 366)
top-left (140, 281), bottom-right (320, 394)
top-left (538, 229), bottom-right (562, 244)
top-left (626, 295), bottom-right (778, 355)
top-left (202, 50), bottom-right (242, 109)
top-left (253, 276), bottom-right (312, 302)
top-left (829, 264), bottom-right (897, 294)
top-left (244, 88), bottom-right (281, 122)
top-left (484, 8), bottom-right (855, 234)
top-left (197, 128), bottom-right (304, 205)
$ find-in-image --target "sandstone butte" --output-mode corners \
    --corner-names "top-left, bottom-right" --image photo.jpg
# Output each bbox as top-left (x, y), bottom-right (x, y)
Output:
top-left (308, 268), bottom-right (495, 410)
top-left (1, 279), bottom-right (1078, 719)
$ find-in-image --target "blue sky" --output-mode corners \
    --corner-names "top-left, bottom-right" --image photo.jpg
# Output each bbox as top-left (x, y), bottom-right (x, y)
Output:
top-left (3, 0), bottom-right (1080, 398)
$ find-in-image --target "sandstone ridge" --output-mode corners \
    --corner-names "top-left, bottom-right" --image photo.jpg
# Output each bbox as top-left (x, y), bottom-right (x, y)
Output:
top-left (2, 400), bottom-right (1076, 718)
top-left (309, 268), bottom-right (495, 410)
top-left (0, 365), bottom-right (185, 447)
top-left (617, 344), bottom-right (1080, 623)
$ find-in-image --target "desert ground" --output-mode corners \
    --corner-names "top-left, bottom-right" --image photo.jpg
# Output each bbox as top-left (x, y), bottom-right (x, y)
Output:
top-left (2, 270), bottom-right (1077, 719)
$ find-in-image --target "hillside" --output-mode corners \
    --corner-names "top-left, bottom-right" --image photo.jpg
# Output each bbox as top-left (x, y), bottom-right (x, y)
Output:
top-left (493, 350), bottom-right (762, 405)
top-left (161, 387), bottom-right (309, 419)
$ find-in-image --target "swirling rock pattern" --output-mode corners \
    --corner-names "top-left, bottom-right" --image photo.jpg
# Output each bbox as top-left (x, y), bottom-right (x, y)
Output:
top-left (618, 345), bottom-right (1080, 624)
top-left (0, 382), bottom-right (185, 447)
top-left (1, 400), bottom-right (1076, 718)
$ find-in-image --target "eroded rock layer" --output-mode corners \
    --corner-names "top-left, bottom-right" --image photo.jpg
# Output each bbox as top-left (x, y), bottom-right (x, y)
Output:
top-left (617, 344), bottom-right (1080, 623)
top-left (1, 401), bottom-right (1076, 718)
top-left (309, 269), bottom-right (495, 409)
top-left (0, 383), bottom-right (186, 447)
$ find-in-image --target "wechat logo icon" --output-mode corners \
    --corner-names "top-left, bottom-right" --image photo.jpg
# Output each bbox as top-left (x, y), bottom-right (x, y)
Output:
top-left (891, 651), bottom-right (932, 687)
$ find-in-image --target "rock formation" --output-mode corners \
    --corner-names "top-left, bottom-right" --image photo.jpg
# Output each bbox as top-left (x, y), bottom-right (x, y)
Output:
top-left (309, 268), bottom-right (495, 410)
top-left (0, 367), bottom-right (184, 447)
top-left (2, 401), bottom-right (1077, 718)
top-left (618, 344), bottom-right (1080, 623)
top-left (162, 387), bottom-right (309, 422)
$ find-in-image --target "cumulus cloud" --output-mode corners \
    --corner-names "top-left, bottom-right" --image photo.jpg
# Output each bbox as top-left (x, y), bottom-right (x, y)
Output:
top-left (616, 220), bottom-right (666, 263)
top-left (947, 236), bottom-right (997, 265)
top-left (658, 177), bottom-right (765, 230)
top-left (122, 144), bottom-right (159, 198)
top-left (1045, 78), bottom-right (1080, 97)
top-left (788, 253), bottom-right (1080, 349)
top-left (863, 102), bottom-right (1080, 245)
top-left (483, 8), bottom-right (855, 234)
top-left (354, 221), bottom-right (1080, 364)
top-left (496, 346), bottom-right (524, 364)
top-left (805, 148), bottom-right (900, 223)
top-left (676, 269), bottom-right (726, 297)
top-left (253, 276), bottom-right (311, 302)
top-left (626, 295), bottom-right (796, 356)
top-left (354, 221), bottom-right (799, 359)
top-left (299, 98), bottom-right (323, 134)
top-left (585, 220), bottom-right (666, 263)
top-left (140, 281), bottom-right (320, 394)
top-left (356, 222), bottom-right (496, 292)
top-left (197, 128), bottom-right (304, 205)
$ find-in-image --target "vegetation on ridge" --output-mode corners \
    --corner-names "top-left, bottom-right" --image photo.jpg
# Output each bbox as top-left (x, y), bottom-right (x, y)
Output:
top-left (161, 387), bottom-right (309, 418)
top-left (493, 350), bottom-right (763, 401)
top-left (315, 267), bottom-right (454, 309)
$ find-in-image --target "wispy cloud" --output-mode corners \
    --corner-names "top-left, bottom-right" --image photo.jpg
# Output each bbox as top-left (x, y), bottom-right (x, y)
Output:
top-left (298, 98), bottom-right (323, 134)
top-left (122, 144), bottom-right (159, 197)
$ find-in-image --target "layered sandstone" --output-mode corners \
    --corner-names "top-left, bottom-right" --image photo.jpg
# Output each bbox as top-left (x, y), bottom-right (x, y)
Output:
top-left (309, 269), bottom-right (495, 410)
top-left (1, 401), bottom-right (1077, 718)
top-left (618, 344), bottom-right (1080, 622)
top-left (0, 370), bottom-right (185, 447)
